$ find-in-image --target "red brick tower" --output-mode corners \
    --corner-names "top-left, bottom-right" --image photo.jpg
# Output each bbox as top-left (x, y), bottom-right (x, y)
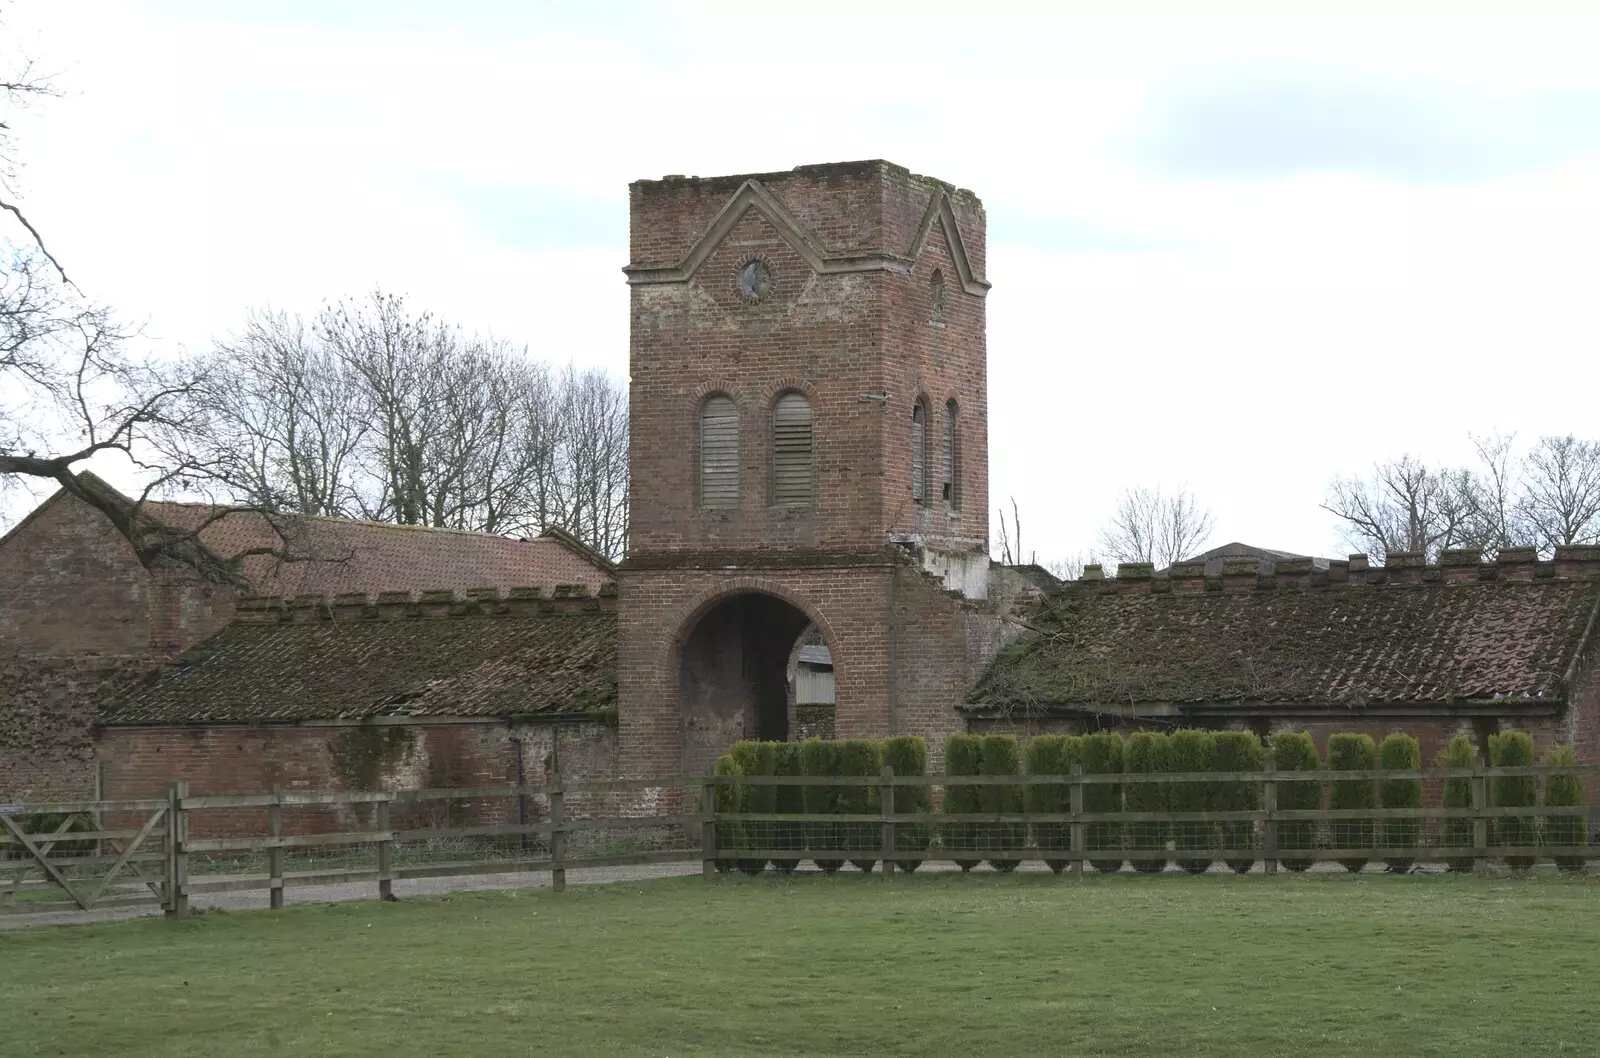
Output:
top-left (617, 160), bottom-right (992, 776)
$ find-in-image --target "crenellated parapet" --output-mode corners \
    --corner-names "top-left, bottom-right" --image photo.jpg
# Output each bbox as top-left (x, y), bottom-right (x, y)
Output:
top-left (233, 583), bottom-right (618, 623)
top-left (1065, 546), bottom-right (1600, 597)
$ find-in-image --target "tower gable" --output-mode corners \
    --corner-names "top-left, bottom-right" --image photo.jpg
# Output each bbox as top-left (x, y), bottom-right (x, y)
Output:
top-left (624, 160), bottom-right (988, 562)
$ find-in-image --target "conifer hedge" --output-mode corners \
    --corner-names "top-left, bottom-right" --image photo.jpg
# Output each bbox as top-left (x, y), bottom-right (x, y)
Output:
top-left (1212, 731), bottom-right (1263, 874)
top-left (1541, 744), bottom-right (1587, 872)
top-left (712, 751), bottom-right (743, 872)
top-left (1377, 733), bottom-right (1421, 871)
top-left (944, 734), bottom-right (984, 870)
top-left (1025, 734), bottom-right (1083, 873)
top-left (1123, 731), bottom-right (1170, 874)
top-left (1270, 731), bottom-right (1321, 872)
top-left (729, 741), bottom-right (775, 874)
top-left (801, 738), bottom-right (844, 873)
top-left (1327, 733), bottom-right (1376, 872)
top-left (1081, 731), bottom-right (1125, 872)
top-left (1490, 730), bottom-right (1537, 869)
top-left (882, 735), bottom-right (931, 872)
top-left (1437, 735), bottom-right (1477, 871)
top-left (771, 741), bottom-right (805, 873)
top-left (980, 734), bottom-right (1024, 871)
top-left (837, 739), bottom-right (883, 873)
top-left (1169, 729), bottom-right (1216, 874)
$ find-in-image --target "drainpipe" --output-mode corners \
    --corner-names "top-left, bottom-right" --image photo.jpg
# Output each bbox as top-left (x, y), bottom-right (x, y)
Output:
top-left (509, 735), bottom-right (528, 854)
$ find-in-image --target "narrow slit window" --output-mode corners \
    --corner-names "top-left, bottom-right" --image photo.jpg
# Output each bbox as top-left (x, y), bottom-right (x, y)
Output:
top-left (911, 402), bottom-right (927, 505)
top-left (772, 393), bottom-right (814, 508)
top-left (699, 395), bottom-right (739, 509)
top-left (942, 400), bottom-right (958, 509)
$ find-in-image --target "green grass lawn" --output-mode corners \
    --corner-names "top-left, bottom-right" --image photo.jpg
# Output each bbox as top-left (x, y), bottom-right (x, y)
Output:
top-left (3, 871), bottom-right (1598, 1057)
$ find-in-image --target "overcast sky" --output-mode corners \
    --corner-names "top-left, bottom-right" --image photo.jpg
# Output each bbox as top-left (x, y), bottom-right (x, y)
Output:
top-left (7, 1), bottom-right (1600, 564)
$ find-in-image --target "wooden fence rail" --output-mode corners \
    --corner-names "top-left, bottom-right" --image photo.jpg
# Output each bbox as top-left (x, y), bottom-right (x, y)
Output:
top-left (1, 764), bottom-right (1593, 919)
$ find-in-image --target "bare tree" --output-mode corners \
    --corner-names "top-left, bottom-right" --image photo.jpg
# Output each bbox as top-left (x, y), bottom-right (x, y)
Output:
top-left (1519, 434), bottom-right (1600, 553)
top-left (995, 497), bottom-right (1023, 565)
top-left (0, 12), bottom-right (67, 282)
top-left (183, 308), bottom-right (367, 517)
top-left (1043, 551), bottom-right (1100, 582)
top-left (1323, 455), bottom-right (1473, 562)
top-left (1326, 435), bottom-right (1600, 562)
top-left (550, 365), bottom-right (628, 557)
top-left (1453, 432), bottom-right (1533, 557)
top-left (188, 293), bottom-right (631, 558)
top-left (1097, 485), bottom-right (1215, 568)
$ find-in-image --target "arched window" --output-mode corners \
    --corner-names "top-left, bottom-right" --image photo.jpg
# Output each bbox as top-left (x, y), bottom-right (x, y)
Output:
top-left (931, 268), bottom-right (947, 314)
top-left (942, 400), bottom-right (958, 509)
top-left (911, 401), bottom-right (928, 505)
top-left (699, 395), bottom-right (739, 509)
top-left (772, 392), bottom-right (813, 508)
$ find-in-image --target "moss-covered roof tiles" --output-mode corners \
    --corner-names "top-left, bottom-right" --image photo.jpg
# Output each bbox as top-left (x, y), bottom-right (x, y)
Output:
top-left (102, 609), bottom-right (617, 725)
top-left (970, 579), bottom-right (1600, 713)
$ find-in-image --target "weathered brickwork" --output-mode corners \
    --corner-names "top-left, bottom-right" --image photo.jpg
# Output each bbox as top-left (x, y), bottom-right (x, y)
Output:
top-left (1, 481), bottom-right (618, 803)
top-left (0, 656), bottom-right (150, 801)
top-left (625, 161), bottom-right (987, 555)
top-left (97, 720), bottom-right (617, 836)
top-left (0, 491), bottom-right (161, 657)
top-left (618, 160), bottom-right (994, 777)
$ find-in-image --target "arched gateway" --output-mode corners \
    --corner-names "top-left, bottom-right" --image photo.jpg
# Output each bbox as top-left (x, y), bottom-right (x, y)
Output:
top-left (677, 590), bottom-right (824, 776)
top-left (617, 160), bottom-right (996, 777)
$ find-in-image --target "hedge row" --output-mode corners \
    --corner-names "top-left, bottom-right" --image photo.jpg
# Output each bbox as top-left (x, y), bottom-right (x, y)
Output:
top-left (713, 729), bottom-right (1589, 874)
top-left (716, 736), bottom-right (929, 874)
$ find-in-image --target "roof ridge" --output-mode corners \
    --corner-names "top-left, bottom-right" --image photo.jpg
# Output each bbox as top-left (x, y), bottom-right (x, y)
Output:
top-left (1071, 548), bottom-right (1600, 597)
top-left (142, 499), bottom-right (545, 544)
top-left (232, 584), bottom-right (620, 624)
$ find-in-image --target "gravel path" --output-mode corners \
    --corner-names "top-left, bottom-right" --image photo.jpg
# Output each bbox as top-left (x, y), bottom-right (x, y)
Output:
top-left (0, 860), bottom-right (703, 930)
top-left (2, 855), bottom-right (1561, 931)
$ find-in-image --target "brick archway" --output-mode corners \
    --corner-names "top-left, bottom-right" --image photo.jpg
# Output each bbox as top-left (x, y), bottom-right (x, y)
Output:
top-left (663, 580), bottom-right (840, 776)
top-left (658, 578), bottom-right (842, 687)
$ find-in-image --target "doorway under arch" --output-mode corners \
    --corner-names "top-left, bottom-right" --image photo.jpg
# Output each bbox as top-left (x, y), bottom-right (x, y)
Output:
top-left (676, 591), bottom-right (825, 776)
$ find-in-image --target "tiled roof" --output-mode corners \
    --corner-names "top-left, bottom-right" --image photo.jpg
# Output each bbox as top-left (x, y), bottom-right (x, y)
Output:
top-left (1173, 542), bottom-right (1334, 576)
top-left (971, 568), bottom-right (1600, 714)
top-left (142, 501), bottom-right (613, 596)
top-left (101, 594), bottom-right (617, 725)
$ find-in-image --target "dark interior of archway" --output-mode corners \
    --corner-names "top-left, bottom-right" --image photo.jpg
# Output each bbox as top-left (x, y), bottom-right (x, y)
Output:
top-left (678, 593), bottom-right (813, 774)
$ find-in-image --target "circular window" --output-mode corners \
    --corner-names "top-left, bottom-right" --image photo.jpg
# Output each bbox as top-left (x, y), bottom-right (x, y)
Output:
top-left (738, 258), bottom-right (774, 302)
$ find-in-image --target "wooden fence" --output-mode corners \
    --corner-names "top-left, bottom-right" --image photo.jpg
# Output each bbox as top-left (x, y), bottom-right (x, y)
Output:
top-left (1, 763), bottom-right (1594, 919)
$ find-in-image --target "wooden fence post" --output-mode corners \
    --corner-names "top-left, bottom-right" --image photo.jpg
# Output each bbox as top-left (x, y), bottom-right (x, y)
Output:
top-left (164, 780), bottom-right (188, 921)
top-left (1472, 762), bottom-right (1489, 868)
top-left (549, 763), bottom-right (566, 894)
top-left (702, 779), bottom-right (718, 879)
top-left (267, 786), bottom-right (284, 910)
top-left (1262, 756), bottom-right (1278, 876)
top-left (1069, 765), bottom-right (1085, 877)
top-left (880, 765), bottom-right (895, 879)
top-left (376, 795), bottom-right (394, 902)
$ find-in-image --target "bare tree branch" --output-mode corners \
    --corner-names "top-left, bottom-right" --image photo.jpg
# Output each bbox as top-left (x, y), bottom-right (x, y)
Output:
top-left (1325, 436), bottom-right (1600, 562)
top-left (1097, 485), bottom-right (1215, 568)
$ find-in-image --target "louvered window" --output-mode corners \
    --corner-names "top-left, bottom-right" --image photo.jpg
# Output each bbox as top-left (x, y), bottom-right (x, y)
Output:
top-left (772, 393), bottom-right (813, 508)
top-left (699, 395), bottom-right (739, 509)
top-left (942, 400), bottom-right (958, 509)
top-left (911, 402), bottom-right (928, 505)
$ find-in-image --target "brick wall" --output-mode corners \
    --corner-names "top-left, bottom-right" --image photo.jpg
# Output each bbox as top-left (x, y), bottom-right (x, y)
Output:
top-left (0, 656), bottom-right (151, 801)
top-left (619, 564), bottom-right (896, 777)
top-left (96, 720), bottom-right (617, 836)
top-left (618, 160), bottom-right (994, 779)
top-left (625, 161), bottom-right (987, 557)
top-left (891, 564), bottom-right (999, 771)
top-left (0, 492), bottom-right (156, 656)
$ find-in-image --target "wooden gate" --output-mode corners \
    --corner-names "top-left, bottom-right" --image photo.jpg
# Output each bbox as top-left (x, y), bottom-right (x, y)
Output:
top-left (0, 796), bottom-right (172, 915)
